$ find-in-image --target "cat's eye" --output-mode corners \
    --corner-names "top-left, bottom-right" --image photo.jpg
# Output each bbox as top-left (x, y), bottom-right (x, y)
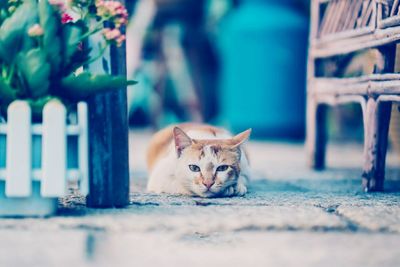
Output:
top-left (216, 165), bottom-right (229, 172)
top-left (189, 164), bottom-right (201, 172)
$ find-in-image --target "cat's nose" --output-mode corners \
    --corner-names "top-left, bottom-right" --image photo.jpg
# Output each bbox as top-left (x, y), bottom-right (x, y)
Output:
top-left (202, 180), bottom-right (215, 189)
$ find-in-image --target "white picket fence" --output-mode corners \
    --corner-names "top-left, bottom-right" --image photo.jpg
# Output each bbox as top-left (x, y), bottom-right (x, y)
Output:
top-left (0, 100), bottom-right (89, 198)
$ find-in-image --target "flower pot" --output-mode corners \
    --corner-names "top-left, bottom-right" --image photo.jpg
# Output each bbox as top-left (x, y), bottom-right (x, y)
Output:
top-left (0, 100), bottom-right (88, 217)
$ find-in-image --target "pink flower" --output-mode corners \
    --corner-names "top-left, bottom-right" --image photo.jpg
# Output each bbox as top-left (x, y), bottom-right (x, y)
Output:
top-left (95, 0), bottom-right (129, 28)
top-left (28, 24), bottom-right (44, 37)
top-left (102, 27), bottom-right (126, 47)
top-left (61, 13), bottom-right (74, 24)
top-left (116, 35), bottom-right (126, 47)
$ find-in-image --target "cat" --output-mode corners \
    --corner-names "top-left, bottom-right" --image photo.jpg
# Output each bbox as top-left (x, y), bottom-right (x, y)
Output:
top-left (146, 123), bottom-right (251, 197)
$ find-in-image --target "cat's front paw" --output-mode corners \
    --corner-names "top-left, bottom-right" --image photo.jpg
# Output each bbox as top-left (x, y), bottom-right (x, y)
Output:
top-left (221, 182), bottom-right (247, 197)
top-left (234, 182), bottom-right (247, 196)
top-left (222, 186), bottom-right (235, 197)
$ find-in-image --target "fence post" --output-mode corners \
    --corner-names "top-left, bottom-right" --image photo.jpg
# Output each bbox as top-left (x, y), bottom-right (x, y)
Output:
top-left (6, 101), bottom-right (32, 197)
top-left (41, 100), bottom-right (67, 197)
top-left (86, 0), bottom-right (130, 207)
top-left (78, 102), bottom-right (89, 196)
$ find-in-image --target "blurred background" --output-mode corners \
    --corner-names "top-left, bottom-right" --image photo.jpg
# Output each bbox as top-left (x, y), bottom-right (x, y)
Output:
top-left (124, 0), bottom-right (368, 143)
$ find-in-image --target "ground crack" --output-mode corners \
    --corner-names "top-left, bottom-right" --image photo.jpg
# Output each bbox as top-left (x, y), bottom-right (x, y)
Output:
top-left (314, 204), bottom-right (368, 233)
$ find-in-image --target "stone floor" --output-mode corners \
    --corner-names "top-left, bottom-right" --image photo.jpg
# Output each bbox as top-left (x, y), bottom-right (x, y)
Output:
top-left (1, 130), bottom-right (400, 267)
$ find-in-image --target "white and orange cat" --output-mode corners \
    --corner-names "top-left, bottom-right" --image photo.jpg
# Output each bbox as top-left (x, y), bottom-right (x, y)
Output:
top-left (146, 123), bottom-right (251, 197)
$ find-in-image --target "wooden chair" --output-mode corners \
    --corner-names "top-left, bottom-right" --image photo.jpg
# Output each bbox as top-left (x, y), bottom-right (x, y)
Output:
top-left (307, 0), bottom-right (400, 192)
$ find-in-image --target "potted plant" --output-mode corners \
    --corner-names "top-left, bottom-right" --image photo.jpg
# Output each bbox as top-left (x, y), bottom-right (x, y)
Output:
top-left (0, 0), bottom-right (135, 216)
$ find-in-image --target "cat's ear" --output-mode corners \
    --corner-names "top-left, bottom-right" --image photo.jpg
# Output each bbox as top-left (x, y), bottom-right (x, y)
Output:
top-left (173, 127), bottom-right (193, 157)
top-left (230, 129), bottom-right (251, 148)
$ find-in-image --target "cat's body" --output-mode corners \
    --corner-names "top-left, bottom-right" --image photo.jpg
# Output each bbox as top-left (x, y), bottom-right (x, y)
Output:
top-left (147, 123), bottom-right (251, 197)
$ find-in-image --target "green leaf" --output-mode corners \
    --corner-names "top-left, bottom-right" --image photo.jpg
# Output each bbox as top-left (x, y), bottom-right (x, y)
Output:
top-left (16, 48), bottom-right (51, 99)
top-left (59, 72), bottom-right (137, 100)
top-left (61, 21), bottom-right (92, 75)
top-left (39, 0), bottom-right (61, 76)
top-left (0, 0), bottom-right (37, 63)
top-left (0, 78), bottom-right (17, 106)
top-left (0, 9), bottom-right (7, 23)
top-left (63, 24), bottom-right (82, 63)
top-left (61, 22), bottom-right (87, 72)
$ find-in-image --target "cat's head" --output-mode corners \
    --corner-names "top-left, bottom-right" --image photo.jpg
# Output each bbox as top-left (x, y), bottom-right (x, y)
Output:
top-left (173, 127), bottom-right (251, 197)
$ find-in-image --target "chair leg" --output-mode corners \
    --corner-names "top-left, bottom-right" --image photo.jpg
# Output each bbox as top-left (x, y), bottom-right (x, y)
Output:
top-left (306, 97), bottom-right (327, 170)
top-left (362, 98), bottom-right (392, 192)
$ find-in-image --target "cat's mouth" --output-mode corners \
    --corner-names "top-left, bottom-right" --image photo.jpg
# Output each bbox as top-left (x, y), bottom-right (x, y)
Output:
top-left (200, 188), bottom-right (214, 196)
top-left (196, 187), bottom-right (225, 198)
top-left (198, 192), bottom-right (218, 198)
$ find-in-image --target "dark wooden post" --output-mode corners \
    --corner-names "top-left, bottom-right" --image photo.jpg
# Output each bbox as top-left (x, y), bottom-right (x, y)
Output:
top-left (362, 45), bottom-right (396, 192)
top-left (306, 0), bottom-right (327, 170)
top-left (86, 0), bottom-right (130, 207)
top-left (362, 98), bottom-right (392, 192)
top-left (307, 99), bottom-right (327, 170)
